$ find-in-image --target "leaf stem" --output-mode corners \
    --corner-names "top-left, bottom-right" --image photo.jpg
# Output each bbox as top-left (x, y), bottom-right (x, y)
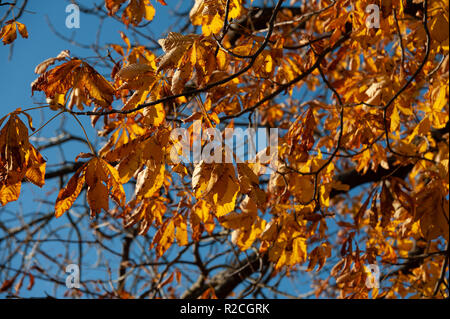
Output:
top-left (29, 110), bottom-right (64, 138)
top-left (68, 111), bottom-right (97, 156)
top-left (21, 105), bottom-right (51, 112)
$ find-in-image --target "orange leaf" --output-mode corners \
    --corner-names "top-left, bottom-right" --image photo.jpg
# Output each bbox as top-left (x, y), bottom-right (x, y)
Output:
top-left (15, 21), bottom-right (28, 39)
top-left (25, 145), bottom-right (46, 187)
top-left (0, 21), bottom-right (17, 45)
top-left (152, 218), bottom-right (175, 257)
top-left (55, 167), bottom-right (86, 218)
top-left (0, 182), bottom-right (21, 206)
top-left (32, 59), bottom-right (114, 109)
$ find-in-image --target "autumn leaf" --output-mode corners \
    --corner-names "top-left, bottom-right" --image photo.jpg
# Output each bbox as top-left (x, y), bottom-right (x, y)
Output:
top-left (115, 63), bottom-right (154, 83)
top-left (0, 20), bottom-right (28, 45)
top-left (174, 214), bottom-right (189, 246)
top-left (414, 186), bottom-right (449, 241)
top-left (152, 217), bottom-right (175, 257)
top-left (307, 242), bottom-right (332, 272)
top-left (105, 0), bottom-right (127, 16)
top-left (220, 196), bottom-right (266, 250)
top-left (156, 32), bottom-right (201, 73)
top-left (135, 160), bottom-right (165, 199)
top-left (142, 102), bottom-right (165, 127)
top-left (25, 145), bottom-right (46, 187)
top-left (114, 63), bottom-right (161, 113)
top-left (54, 167), bottom-right (86, 218)
top-left (55, 156), bottom-right (125, 218)
top-left (0, 183), bottom-right (21, 206)
top-left (207, 163), bottom-right (240, 216)
top-left (193, 161), bottom-right (240, 217)
top-left (31, 57), bottom-right (115, 109)
top-left (190, 0), bottom-right (242, 36)
top-left (123, 197), bottom-right (166, 235)
top-left (34, 50), bottom-right (71, 75)
top-left (237, 162), bottom-right (266, 208)
top-left (287, 108), bottom-right (316, 159)
top-left (0, 113), bottom-right (31, 183)
top-left (0, 111), bottom-right (46, 206)
top-left (105, 0), bottom-right (156, 26)
top-left (190, 199), bottom-right (215, 241)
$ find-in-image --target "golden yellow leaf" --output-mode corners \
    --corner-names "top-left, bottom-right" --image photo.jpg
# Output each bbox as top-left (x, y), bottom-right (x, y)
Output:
top-left (152, 218), bottom-right (175, 257)
top-left (156, 32), bottom-right (200, 73)
top-left (108, 0), bottom-right (157, 26)
top-left (192, 160), bottom-right (214, 198)
top-left (202, 13), bottom-right (223, 36)
top-left (124, 197), bottom-right (166, 235)
top-left (291, 176), bottom-right (315, 203)
top-left (115, 63), bottom-right (154, 81)
top-left (32, 59), bottom-right (114, 109)
top-left (0, 113), bottom-right (31, 183)
top-left (0, 111), bottom-right (47, 206)
top-left (175, 215), bottom-right (189, 246)
top-left (56, 157), bottom-right (125, 218)
top-left (290, 237), bottom-right (307, 265)
top-left (144, 0), bottom-right (156, 21)
top-left (32, 59), bottom-right (82, 97)
top-left (206, 163), bottom-right (240, 217)
top-left (237, 163), bottom-right (266, 207)
top-left (220, 210), bottom-right (256, 230)
top-left (25, 145), bottom-right (46, 187)
top-left (190, 0), bottom-right (242, 35)
top-left (117, 150), bottom-right (143, 184)
top-left (15, 22), bottom-right (28, 39)
top-left (171, 62), bottom-right (194, 94)
top-left (390, 105), bottom-right (400, 132)
top-left (0, 182), bottom-right (21, 206)
top-left (100, 159), bottom-right (126, 206)
top-left (55, 167), bottom-right (86, 218)
top-left (135, 160), bottom-right (165, 198)
top-left (0, 21), bottom-right (17, 45)
top-left (231, 216), bottom-right (266, 250)
top-left (142, 103), bottom-right (165, 127)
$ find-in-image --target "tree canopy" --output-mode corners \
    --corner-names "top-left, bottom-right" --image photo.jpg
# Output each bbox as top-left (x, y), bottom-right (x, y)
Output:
top-left (0, 0), bottom-right (448, 299)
